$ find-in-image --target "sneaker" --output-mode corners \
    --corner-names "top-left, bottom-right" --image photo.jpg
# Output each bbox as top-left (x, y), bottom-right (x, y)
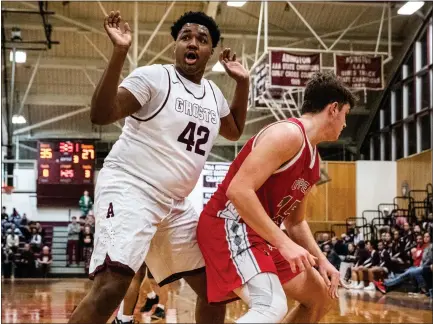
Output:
top-left (140, 295), bottom-right (159, 313)
top-left (111, 317), bottom-right (135, 324)
top-left (151, 306), bottom-right (166, 320)
top-left (340, 279), bottom-right (353, 289)
top-left (354, 281), bottom-right (365, 289)
top-left (364, 282), bottom-right (376, 291)
top-left (373, 280), bottom-right (386, 294)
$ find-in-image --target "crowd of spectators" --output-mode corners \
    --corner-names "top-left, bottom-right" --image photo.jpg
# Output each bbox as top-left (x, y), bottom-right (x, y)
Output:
top-left (317, 211), bottom-right (433, 297)
top-left (2, 207), bottom-right (52, 278)
top-left (66, 191), bottom-right (95, 274)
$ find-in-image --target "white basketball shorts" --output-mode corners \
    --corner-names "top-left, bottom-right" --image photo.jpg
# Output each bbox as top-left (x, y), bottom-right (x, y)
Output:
top-left (89, 167), bottom-right (205, 285)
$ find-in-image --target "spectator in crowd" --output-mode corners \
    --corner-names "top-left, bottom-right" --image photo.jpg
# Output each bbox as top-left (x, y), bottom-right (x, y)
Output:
top-left (344, 243), bottom-right (357, 262)
top-left (30, 227), bottom-right (42, 253)
top-left (366, 241), bottom-right (392, 290)
top-left (67, 216), bottom-right (81, 267)
top-left (346, 240), bottom-right (376, 289)
top-left (37, 246), bottom-right (52, 278)
top-left (84, 212), bottom-right (95, 234)
top-left (354, 228), bottom-right (364, 245)
top-left (340, 242), bottom-right (357, 283)
top-left (19, 215), bottom-right (32, 242)
top-left (2, 243), bottom-right (15, 279)
top-left (2, 216), bottom-right (13, 231)
top-left (395, 210), bottom-right (407, 228)
top-left (78, 222), bottom-right (85, 262)
top-left (323, 243), bottom-right (341, 270)
top-left (2, 206), bottom-right (8, 220)
top-left (79, 190), bottom-right (93, 217)
top-left (82, 225), bottom-right (94, 274)
top-left (17, 243), bottom-right (36, 278)
top-left (10, 223), bottom-right (23, 238)
top-left (317, 232), bottom-right (330, 248)
top-left (6, 228), bottom-right (19, 253)
top-left (331, 236), bottom-right (348, 256)
top-left (422, 263), bottom-right (433, 297)
top-left (383, 231), bottom-right (392, 249)
top-left (18, 213), bottom-right (28, 227)
top-left (376, 232), bottom-right (432, 294)
top-left (390, 229), bottom-right (406, 272)
top-left (34, 222), bottom-right (46, 241)
top-left (9, 208), bottom-right (21, 224)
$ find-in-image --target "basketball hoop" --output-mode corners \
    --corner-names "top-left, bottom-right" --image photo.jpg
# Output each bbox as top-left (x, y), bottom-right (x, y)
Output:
top-left (2, 186), bottom-right (14, 195)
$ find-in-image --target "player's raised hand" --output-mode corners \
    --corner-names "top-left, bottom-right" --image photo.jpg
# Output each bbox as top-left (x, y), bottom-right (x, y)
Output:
top-left (104, 11), bottom-right (132, 49)
top-left (278, 240), bottom-right (318, 274)
top-left (219, 48), bottom-right (249, 83)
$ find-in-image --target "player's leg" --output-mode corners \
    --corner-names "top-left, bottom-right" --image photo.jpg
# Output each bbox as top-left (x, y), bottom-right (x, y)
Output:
top-left (146, 200), bottom-right (227, 324)
top-left (149, 277), bottom-right (168, 320)
top-left (139, 269), bottom-right (160, 313)
top-left (69, 169), bottom-right (163, 324)
top-left (114, 262), bottom-right (147, 323)
top-left (69, 269), bottom-right (134, 324)
top-left (365, 267), bottom-right (382, 290)
top-left (281, 267), bottom-right (335, 323)
top-left (183, 271), bottom-right (227, 324)
top-left (233, 272), bottom-right (288, 323)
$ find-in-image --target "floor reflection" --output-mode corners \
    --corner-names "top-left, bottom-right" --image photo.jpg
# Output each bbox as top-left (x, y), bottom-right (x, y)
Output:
top-left (1, 279), bottom-right (432, 323)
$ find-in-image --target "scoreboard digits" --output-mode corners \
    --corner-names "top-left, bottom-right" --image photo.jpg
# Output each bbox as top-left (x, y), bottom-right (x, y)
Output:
top-left (37, 141), bottom-right (95, 185)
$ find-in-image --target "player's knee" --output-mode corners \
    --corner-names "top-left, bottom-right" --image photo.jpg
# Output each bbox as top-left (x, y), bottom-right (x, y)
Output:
top-left (92, 272), bottom-right (132, 311)
top-left (270, 292), bottom-right (289, 321)
top-left (238, 273), bottom-right (288, 323)
top-left (312, 284), bottom-right (334, 315)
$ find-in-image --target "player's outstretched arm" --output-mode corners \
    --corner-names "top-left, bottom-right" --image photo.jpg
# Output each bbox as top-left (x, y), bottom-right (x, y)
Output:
top-left (218, 48), bottom-right (249, 141)
top-left (91, 11), bottom-right (141, 125)
top-left (226, 122), bottom-right (317, 273)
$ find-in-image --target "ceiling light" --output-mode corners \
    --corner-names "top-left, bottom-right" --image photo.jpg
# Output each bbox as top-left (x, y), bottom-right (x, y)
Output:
top-left (397, 1), bottom-right (424, 15)
top-left (227, 1), bottom-right (247, 7)
top-left (12, 115), bottom-right (26, 124)
top-left (9, 50), bottom-right (27, 63)
top-left (212, 61), bottom-right (225, 73)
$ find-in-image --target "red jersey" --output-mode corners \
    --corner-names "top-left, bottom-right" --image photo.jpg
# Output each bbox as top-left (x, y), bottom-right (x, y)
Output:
top-left (203, 118), bottom-right (320, 227)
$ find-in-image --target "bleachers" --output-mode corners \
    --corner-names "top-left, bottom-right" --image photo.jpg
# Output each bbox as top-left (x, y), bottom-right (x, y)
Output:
top-left (315, 182), bottom-right (433, 242)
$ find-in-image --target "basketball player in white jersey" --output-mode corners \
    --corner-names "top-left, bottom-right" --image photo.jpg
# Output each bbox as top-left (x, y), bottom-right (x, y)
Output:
top-left (68, 10), bottom-right (249, 324)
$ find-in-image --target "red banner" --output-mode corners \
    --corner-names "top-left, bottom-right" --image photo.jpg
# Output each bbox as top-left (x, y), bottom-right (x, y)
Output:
top-left (335, 55), bottom-right (383, 90)
top-left (270, 51), bottom-right (321, 87)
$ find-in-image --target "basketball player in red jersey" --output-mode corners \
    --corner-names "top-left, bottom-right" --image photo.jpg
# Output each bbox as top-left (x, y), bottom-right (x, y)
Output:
top-left (197, 72), bottom-right (356, 323)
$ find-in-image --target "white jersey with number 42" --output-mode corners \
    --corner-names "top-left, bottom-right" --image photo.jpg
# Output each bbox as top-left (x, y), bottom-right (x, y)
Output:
top-left (104, 64), bottom-right (230, 200)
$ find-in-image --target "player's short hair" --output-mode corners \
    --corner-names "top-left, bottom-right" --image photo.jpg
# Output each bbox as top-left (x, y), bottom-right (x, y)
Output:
top-left (301, 71), bottom-right (356, 114)
top-left (171, 11), bottom-right (221, 48)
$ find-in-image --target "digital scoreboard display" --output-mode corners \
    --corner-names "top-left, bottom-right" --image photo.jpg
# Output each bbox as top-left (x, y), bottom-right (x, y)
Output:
top-left (37, 141), bottom-right (95, 185)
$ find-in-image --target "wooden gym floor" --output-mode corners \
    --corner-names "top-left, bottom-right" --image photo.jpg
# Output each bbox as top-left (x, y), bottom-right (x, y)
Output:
top-left (1, 278), bottom-right (432, 323)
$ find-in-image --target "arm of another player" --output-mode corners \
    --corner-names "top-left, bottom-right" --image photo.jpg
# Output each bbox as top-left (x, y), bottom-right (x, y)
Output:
top-left (283, 190), bottom-right (340, 299)
top-left (218, 49), bottom-right (249, 141)
top-left (226, 123), bottom-right (317, 273)
top-left (90, 11), bottom-right (141, 125)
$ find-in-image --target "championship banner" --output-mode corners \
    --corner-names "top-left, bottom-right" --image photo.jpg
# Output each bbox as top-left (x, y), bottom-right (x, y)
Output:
top-left (270, 51), bottom-right (321, 88)
top-left (202, 162), bottom-right (230, 207)
top-left (334, 55), bottom-right (383, 90)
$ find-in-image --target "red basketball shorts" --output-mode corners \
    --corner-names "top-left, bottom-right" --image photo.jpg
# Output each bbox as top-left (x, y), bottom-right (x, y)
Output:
top-left (197, 212), bottom-right (301, 303)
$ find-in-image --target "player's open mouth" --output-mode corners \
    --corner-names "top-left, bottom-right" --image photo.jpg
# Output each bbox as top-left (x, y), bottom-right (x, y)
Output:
top-left (185, 51), bottom-right (198, 65)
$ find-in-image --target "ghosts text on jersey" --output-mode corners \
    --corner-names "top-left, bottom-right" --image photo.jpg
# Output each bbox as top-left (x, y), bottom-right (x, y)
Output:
top-left (175, 98), bottom-right (218, 124)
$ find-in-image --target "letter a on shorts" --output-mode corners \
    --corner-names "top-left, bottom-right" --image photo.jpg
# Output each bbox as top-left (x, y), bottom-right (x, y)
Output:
top-left (106, 202), bottom-right (114, 219)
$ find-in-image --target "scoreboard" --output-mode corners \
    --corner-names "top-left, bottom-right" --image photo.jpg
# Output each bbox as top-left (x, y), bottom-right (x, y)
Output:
top-left (38, 141), bottom-right (95, 184)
